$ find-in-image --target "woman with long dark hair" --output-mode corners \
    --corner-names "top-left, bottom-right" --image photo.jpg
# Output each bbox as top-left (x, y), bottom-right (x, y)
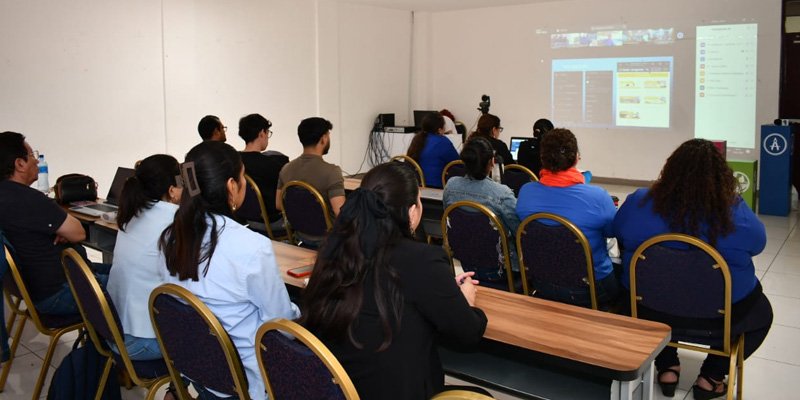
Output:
top-left (613, 139), bottom-right (773, 399)
top-left (159, 141), bottom-right (299, 400)
top-left (107, 154), bottom-right (181, 362)
top-left (301, 162), bottom-right (488, 399)
top-left (468, 113), bottom-right (514, 167)
top-left (406, 113), bottom-right (459, 188)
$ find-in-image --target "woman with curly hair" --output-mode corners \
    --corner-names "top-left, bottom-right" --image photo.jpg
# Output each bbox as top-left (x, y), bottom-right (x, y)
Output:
top-left (613, 138), bottom-right (773, 400)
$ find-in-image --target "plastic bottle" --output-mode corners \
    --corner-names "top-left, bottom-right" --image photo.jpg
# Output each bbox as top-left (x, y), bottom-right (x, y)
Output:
top-left (492, 162), bottom-right (501, 183)
top-left (37, 154), bottom-right (50, 193)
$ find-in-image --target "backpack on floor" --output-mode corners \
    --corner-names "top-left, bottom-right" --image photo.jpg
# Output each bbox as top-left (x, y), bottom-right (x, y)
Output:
top-left (46, 330), bottom-right (122, 400)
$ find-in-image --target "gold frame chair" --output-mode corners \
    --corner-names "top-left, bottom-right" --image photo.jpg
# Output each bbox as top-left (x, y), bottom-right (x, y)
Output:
top-left (432, 389), bottom-right (495, 400)
top-left (255, 318), bottom-right (360, 400)
top-left (242, 174), bottom-right (288, 241)
top-left (279, 180), bottom-right (333, 246)
top-left (61, 248), bottom-right (169, 400)
top-left (441, 201), bottom-right (525, 294)
top-left (0, 245), bottom-right (84, 398)
top-left (149, 283), bottom-right (251, 400)
top-left (390, 155), bottom-right (426, 187)
top-left (516, 212), bottom-right (598, 309)
top-left (629, 233), bottom-right (743, 400)
top-left (441, 159), bottom-right (466, 188)
top-left (503, 163), bottom-right (539, 182)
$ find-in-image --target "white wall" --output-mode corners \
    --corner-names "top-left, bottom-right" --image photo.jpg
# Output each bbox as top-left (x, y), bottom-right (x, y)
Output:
top-left (418, 0), bottom-right (781, 181)
top-left (0, 0), bottom-right (413, 190)
top-left (0, 1), bottom-right (166, 191)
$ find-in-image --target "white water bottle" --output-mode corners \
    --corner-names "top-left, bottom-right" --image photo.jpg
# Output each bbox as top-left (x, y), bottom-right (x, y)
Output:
top-left (37, 154), bottom-right (50, 193)
top-left (492, 161), bottom-right (501, 183)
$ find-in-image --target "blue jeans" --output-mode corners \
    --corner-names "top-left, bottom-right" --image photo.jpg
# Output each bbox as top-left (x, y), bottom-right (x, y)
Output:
top-left (109, 334), bottom-right (162, 361)
top-left (34, 263), bottom-right (110, 315)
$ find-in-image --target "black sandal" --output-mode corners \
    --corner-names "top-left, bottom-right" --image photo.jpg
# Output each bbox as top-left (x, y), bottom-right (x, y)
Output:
top-left (692, 374), bottom-right (727, 400)
top-left (656, 367), bottom-right (680, 397)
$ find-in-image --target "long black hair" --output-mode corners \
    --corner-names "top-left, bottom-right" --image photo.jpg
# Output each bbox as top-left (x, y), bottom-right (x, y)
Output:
top-left (159, 141), bottom-right (243, 281)
top-left (117, 154), bottom-right (179, 231)
top-left (300, 162), bottom-right (419, 350)
top-left (461, 137), bottom-right (494, 180)
top-left (407, 113), bottom-right (445, 161)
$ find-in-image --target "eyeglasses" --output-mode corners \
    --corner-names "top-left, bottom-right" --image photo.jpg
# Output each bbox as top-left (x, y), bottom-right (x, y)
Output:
top-left (498, 127), bottom-right (504, 132)
top-left (27, 150), bottom-right (40, 160)
top-left (267, 129), bottom-right (273, 138)
top-left (222, 126), bottom-right (228, 132)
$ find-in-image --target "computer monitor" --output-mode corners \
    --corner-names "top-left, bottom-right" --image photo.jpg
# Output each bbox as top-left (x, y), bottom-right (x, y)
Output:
top-left (105, 167), bottom-right (135, 205)
top-left (508, 137), bottom-right (529, 161)
top-left (413, 110), bottom-right (439, 129)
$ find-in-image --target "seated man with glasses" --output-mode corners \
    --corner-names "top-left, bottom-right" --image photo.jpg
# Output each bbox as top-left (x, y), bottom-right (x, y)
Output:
top-left (237, 113), bottom-right (289, 234)
top-left (0, 131), bottom-right (109, 320)
top-left (197, 114), bottom-right (227, 142)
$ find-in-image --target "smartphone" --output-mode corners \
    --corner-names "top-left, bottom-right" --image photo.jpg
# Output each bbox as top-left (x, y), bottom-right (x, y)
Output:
top-left (287, 264), bottom-right (314, 278)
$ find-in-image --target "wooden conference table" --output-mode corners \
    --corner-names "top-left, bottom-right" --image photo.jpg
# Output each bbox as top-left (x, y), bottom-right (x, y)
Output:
top-left (71, 210), bottom-right (670, 400)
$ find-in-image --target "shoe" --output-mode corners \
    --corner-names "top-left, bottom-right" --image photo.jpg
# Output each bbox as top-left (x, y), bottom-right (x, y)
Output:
top-left (692, 374), bottom-right (727, 400)
top-left (656, 366), bottom-right (680, 397)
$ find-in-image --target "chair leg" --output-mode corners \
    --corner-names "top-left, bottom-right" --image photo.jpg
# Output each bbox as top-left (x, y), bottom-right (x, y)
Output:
top-left (737, 336), bottom-right (745, 399)
top-left (144, 376), bottom-right (171, 400)
top-left (0, 314), bottom-right (27, 392)
top-left (94, 356), bottom-right (114, 400)
top-left (31, 327), bottom-right (76, 399)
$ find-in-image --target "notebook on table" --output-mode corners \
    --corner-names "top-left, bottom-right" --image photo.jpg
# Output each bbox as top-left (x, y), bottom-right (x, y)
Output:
top-left (69, 167), bottom-right (135, 217)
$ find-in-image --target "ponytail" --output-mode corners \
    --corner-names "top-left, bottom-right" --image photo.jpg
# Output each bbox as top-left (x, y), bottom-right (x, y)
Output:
top-left (117, 154), bottom-right (180, 231)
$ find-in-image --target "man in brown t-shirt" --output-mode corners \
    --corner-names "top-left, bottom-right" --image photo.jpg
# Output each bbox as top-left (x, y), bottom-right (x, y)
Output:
top-left (276, 117), bottom-right (345, 217)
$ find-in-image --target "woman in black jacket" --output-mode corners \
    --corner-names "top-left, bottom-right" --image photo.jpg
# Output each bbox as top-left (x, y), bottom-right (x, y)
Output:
top-left (301, 162), bottom-right (488, 399)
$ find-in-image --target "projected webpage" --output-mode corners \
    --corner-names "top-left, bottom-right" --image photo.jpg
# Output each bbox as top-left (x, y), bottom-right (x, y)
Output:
top-left (551, 57), bottom-right (672, 129)
top-left (694, 24), bottom-right (757, 149)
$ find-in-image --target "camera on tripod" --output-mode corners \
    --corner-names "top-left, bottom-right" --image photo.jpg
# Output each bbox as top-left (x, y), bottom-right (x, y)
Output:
top-left (478, 94), bottom-right (491, 114)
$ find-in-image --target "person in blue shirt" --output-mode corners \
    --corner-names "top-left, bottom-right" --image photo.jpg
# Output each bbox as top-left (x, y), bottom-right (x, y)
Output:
top-left (444, 137), bottom-right (520, 283)
top-left (516, 128), bottom-right (618, 309)
top-left (613, 139), bottom-right (772, 400)
top-left (407, 113), bottom-right (459, 188)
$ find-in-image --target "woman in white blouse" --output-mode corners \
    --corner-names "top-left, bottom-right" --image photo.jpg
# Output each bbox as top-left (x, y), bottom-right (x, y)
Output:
top-left (108, 154), bottom-right (182, 361)
top-left (158, 141), bottom-right (299, 400)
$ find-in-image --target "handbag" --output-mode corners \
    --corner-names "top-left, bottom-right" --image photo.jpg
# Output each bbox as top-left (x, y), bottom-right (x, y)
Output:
top-left (54, 174), bottom-right (98, 204)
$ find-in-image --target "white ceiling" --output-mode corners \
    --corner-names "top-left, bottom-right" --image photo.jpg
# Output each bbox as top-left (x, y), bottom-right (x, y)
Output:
top-left (336, 0), bottom-right (550, 12)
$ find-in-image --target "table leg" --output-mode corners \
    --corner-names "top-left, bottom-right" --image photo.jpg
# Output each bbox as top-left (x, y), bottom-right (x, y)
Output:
top-left (610, 361), bottom-right (655, 400)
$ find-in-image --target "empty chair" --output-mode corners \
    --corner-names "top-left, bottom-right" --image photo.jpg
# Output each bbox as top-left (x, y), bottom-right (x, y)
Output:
top-left (442, 201), bottom-right (525, 294)
top-left (256, 319), bottom-right (359, 400)
top-left (238, 174), bottom-right (287, 240)
top-left (0, 244), bottom-right (83, 398)
top-left (630, 234), bottom-right (749, 400)
top-left (149, 283), bottom-right (251, 400)
top-left (390, 155), bottom-right (426, 187)
top-left (61, 248), bottom-right (169, 400)
top-left (501, 164), bottom-right (538, 197)
top-left (280, 180), bottom-right (333, 248)
top-left (516, 213), bottom-right (600, 309)
top-left (441, 160), bottom-right (466, 187)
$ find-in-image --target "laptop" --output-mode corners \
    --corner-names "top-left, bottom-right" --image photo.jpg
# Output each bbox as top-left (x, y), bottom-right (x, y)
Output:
top-left (69, 167), bottom-right (135, 217)
top-left (413, 110), bottom-right (439, 130)
top-left (508, 137), bottom-right (529, 161)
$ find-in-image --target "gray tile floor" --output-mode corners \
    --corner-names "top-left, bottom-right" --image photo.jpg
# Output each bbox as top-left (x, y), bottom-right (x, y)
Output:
top-left (2, 184), bottom-right (798, 399)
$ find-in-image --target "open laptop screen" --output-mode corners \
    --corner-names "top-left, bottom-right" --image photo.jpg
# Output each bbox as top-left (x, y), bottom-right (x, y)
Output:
top-left (413, 110), bottom-right (439, 129)
top-left (105, 167), bottom-right (135, 205)
top-left (508, 137), bottom-right (528, 161)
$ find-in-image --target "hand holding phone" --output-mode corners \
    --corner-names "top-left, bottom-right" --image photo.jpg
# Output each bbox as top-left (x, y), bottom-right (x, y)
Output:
top-left (287, 264), bottom-right (314, 278)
